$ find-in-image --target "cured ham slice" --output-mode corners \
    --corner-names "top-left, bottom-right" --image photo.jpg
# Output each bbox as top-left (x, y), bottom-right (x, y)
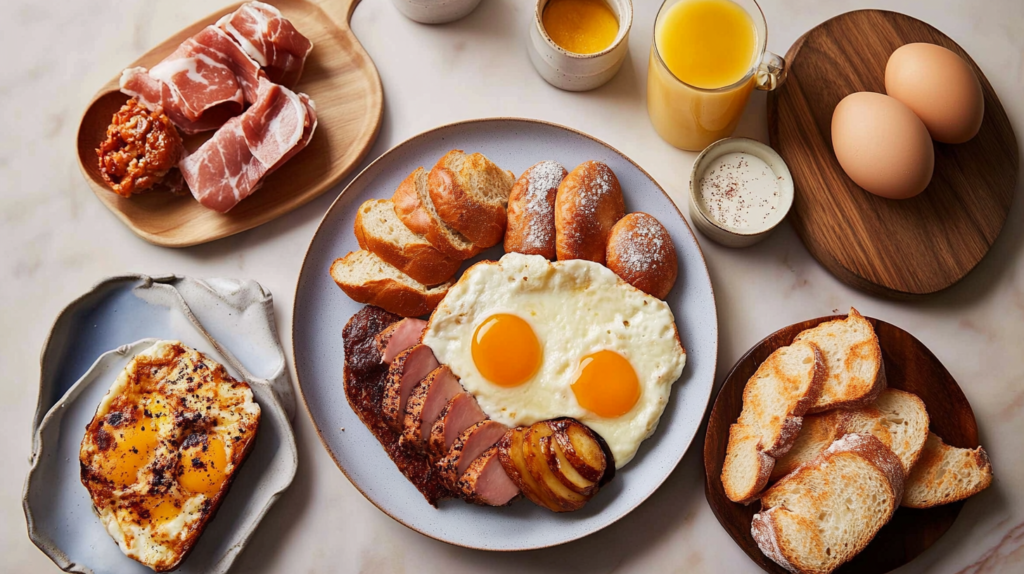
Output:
top-left (457, 446), bottom-right (520, 506)
top-left (381, 344), bottom-right (439, 430)
top-left (217, 1), bottom-right (314, 88)
top-left (438, 420), bottom-right (508, 485)
top-left (402, 366), bottom-right (463, 449)
top-left (374, 318), bottom-right (428, 364)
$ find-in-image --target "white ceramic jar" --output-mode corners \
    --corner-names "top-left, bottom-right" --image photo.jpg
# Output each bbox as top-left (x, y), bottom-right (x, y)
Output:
top-left (528, 0), bottom-right (632, 91)
top-left (391, 0), bottom-right (483, 24)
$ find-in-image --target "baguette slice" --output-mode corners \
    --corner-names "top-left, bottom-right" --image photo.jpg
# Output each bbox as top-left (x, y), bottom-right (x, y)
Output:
top-left (722, 423), bottom-right (775, 504)
top-left (753, 433), bottom-right (905, 574)
top-left (903, 432), bottom-right (993, 508)
top-left (330, 251), bottom-right (453, 318)
top-left (771, 388), bottom-right (929, 480)
top-left (428, 150), bottom-right (515, 249)
top-left (392, 167), bottom-right (481, 260)
top-left (794, 308), bottom-right (886, 412)
top-left (354, 199), bottom-right (461, 286)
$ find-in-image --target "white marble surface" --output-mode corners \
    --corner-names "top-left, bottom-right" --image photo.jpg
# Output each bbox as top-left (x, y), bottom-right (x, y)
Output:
top-left (1, 0), bottom-right (1022, 571)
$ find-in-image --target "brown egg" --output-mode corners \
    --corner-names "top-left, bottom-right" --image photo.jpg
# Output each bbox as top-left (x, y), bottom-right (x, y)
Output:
top-left (831, 92), bottom-right (934, 200)
top-left (885, 43), bottom-right (984, 144)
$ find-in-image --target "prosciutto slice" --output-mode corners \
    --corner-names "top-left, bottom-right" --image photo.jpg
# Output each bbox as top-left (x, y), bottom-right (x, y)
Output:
top-left (217, 1), bottom-right (313, 88)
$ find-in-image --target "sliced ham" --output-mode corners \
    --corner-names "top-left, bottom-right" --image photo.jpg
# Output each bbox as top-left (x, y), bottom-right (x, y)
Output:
top-left (402, 366), bottom-right (462, 449)
top-left (428, 392), bottom-right (486, 458)
top-left (438, 420), bottom-right (508, 485)
top-left (217, 1), bottom-right (313, 88)
top-left (457, 446), bottom-right (520, 506)
top-left (374, 318), bottom-right (428, 364)
top-left (380, 344), bottom-right (438, 430)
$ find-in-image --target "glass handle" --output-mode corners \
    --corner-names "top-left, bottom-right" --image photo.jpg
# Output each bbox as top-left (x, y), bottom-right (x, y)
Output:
top-left (755, 51), bottom-right (787, 91)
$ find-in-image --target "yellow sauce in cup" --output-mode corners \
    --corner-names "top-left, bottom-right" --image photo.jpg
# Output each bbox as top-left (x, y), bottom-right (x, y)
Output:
top-left (542, 0), bottom-right (619, 55)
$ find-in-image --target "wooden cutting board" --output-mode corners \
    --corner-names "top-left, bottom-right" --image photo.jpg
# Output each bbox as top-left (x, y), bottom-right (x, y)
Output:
top-left (767, 10), bottom-right (1018, 298)
top-left (76, 0), bottom-right (382, 248)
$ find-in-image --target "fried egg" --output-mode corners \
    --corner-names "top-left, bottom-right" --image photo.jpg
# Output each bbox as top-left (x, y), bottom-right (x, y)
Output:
top-left (422, 253), bottom-right (686, 467)
top-left (79, 341), bottom-right (260, 572)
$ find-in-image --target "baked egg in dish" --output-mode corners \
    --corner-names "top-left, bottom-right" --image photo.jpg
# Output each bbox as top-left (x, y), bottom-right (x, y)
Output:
top-left (422, 253), bottom-right (686, 468)
top-left (79, 340), bottom-right (260, 572)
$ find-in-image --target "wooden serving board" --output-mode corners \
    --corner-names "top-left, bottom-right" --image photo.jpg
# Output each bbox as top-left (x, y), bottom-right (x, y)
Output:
top-left (767, 10), bottom-right (1018, 298)
top-left (76, 0), bottom-right (382, 248)
top-left (704, 315), bottom-right (981, 574)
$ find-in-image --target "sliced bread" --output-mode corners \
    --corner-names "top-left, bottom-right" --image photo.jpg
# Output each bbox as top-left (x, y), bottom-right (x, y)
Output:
top-left (722, 341), bottom-right (826, 504)
top-left (753, 433), bottom-right (905, 574)
top-left (903, 432), bottom-right (993, 508)
top-left (428, 150), bottom-right (515, 248)
top-left (392, 167), bottom-right (481, 260)
top-left (771, 388), bottom-right (930, 481)
top-left (354, 199), bottom-right (460, 286)
top-left (793, 308), bottom-right (886, 413)
top-left (330, 250), bottom-right (453, 318)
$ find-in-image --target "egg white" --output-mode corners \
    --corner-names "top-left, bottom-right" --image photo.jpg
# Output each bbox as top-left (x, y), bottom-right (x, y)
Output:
top-left (422, 253), bottom-right (686, 468)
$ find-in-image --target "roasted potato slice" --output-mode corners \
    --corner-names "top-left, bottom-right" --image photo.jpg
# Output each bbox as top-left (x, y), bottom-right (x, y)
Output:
top-left (524, 423), bottom-right (589, 512)
top-left (541, 434), bottom-right (596, 496)
top-left (496, 427), bottom-right (561, 511)
top-left (551, 419), bottom-right (608, 483)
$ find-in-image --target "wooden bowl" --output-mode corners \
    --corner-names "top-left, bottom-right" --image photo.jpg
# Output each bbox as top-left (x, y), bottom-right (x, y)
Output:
top-left (703, 315), bottom-right (981, 573)
top-left (76, 0), bottom-right (382, 247)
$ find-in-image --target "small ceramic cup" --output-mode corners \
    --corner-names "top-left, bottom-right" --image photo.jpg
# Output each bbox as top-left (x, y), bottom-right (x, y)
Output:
top-left (528, 0), bottom-right (633, 91)
top-left (688, 137), bottom-right (794, 248)
top-left (391, 0), bottom-right (483, 24)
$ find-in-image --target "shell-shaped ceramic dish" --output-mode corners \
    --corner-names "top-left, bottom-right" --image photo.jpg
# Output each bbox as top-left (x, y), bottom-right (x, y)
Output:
top-left (23, 276), bottom-right (297, 574)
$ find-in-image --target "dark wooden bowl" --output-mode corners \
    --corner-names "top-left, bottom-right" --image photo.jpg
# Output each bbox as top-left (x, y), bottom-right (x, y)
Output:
top-left (703, 315), bottom-right (980, 573)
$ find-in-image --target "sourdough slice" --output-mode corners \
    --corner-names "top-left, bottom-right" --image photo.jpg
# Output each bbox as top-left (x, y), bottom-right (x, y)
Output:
top-left (769, 411), bottom-right (850, 482)
top-left (903, 432), bottom-right (993, 508)
top-left (794, 308), bottom-right (886, 412)
top-left (392, 167), bottom-right (481, 260)
top-left (753, 433), bottom-right (905, 574)
top-left (722, 342), bottom-right (826, 503)
top-left (330, 251), bottom-right (453, 318)
top-left (428, 150), bottom-right (515, 249)
top-left (354, 199), bottom-right (461, 286)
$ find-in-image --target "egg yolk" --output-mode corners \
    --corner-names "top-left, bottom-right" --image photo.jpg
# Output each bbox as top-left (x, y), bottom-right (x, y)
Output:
top-left (145, 496), bottom-right (181, 526)
top-left (99, 397), bottom-right (167, 488)
top-left (571, 350), bottom-right (640, 418)
top-left (180, 435), bottom-right (229, 497)
top-left (471, 313), bottom-right (542, 387)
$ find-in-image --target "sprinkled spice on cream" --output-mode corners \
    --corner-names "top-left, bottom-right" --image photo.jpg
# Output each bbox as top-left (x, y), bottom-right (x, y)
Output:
top-left (698, 152), bottom-right (782, 231)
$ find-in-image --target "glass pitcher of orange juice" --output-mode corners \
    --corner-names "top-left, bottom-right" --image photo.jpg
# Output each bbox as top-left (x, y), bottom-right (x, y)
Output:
top-left (647, 0), bottom-right (786, 150)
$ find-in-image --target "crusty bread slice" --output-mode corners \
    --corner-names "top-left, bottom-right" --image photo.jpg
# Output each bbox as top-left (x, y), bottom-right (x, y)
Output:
top-left (330, 250), bottom-right (452, 318)
top-left (392, 167), bottom-right (481, 260)
top-left (354, 199), bottom-right (460, 286)
top-left (428, 150), bottom-right (515, 248)
top-left (722, 342), bottom-right (826, 504)
top-left (753, 433), bottom-right (905, 574)
top-left (903, 432), bottom-right (993, 508)
top-left (794, 308), bottom-right (886, 413)
top-left (771, 388), bottom-right (929, 481)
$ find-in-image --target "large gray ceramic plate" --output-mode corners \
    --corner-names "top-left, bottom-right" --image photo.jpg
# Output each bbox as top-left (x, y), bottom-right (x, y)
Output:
top-left (292, 118), bottom-right (718, 550)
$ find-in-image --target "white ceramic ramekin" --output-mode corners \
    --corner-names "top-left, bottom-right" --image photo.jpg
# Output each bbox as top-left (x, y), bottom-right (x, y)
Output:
top-left (688, 137), bottom-right (794, 248)
top-left (391, 0), bottom-right (483, 24)
top-left (528, 0), bottom-right (632, 91)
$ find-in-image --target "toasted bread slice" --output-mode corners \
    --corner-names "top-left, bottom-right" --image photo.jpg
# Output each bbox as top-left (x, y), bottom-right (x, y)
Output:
top-left (771, 388), bottom-right (929, 481)
top-left (330, 251), bottom-right (452, 318)
top-left (903, 432), bottom-right (993, 508)
top-left (428, 150), bottom-right (515, 248)
top-left (794, 308), bottom-right (886, 413)
top-left (392, 167), bottom-right (481, 260)
top-left (722, 423), bottom-right (775, 504)
top-left (753, 433), bottom-right (905, 574)
top-left (354, 199), bottom-right (461, 286)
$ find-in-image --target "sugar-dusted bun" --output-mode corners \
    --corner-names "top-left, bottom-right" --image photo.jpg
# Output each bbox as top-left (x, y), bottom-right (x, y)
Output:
top-left (606, 213), bottom-right (678, 299)
top-left (555, 161), bottom-right (625, 264)
top-left (504, 161), bottom-right (567, 260)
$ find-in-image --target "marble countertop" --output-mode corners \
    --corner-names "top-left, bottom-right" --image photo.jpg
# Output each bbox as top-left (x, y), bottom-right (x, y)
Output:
top-left (2, 0), bottom-right (1022, 572)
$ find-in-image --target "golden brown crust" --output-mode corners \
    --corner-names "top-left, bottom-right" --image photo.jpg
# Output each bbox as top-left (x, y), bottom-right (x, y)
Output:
top-left (504, 161), bottom-right (567, 260)
top-left (606, 213), bottom-right (679, 299)
top-left (330, 254), bottom-right (452, 318)
top-left (555, 161), bottom-right (625, 264)
top-left (428, 151), bottom-right (511, 248)
top-left (392, 167), bottom-right (482, 260)
top-left (353, 200), bottom-right (460, 286)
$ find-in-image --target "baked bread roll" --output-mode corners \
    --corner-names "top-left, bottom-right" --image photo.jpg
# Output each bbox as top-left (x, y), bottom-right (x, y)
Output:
top-left (354, 199), bottom-right (460, 286)
top-left (606, 213), bottom-right (678, 299)
top-left (504, 161), bottom-right (567, 259)
top-left (392, 167), bottom-right (481, 260)
top-left (555, 161), bottom-right (625, 264)
top-left (330, 250), bottom-right (453, 317)
top-left (428, 150), bottom-right (515, 249)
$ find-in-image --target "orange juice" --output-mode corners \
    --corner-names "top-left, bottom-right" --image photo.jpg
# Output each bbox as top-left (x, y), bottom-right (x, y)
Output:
top-left (647, 0), bottom-right (761, 150)
top-left (542, 0), bottom-right (619, 55)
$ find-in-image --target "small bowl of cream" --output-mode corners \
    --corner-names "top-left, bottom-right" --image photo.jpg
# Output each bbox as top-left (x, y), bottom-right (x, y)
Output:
top-left (529, 0), bottom-right (632, 91)
top-left (688, 137), bottom-right (794, 248)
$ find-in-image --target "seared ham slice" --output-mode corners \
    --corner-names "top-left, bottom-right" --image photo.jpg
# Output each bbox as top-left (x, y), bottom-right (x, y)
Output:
top-left (381, 344), bottom-right (439, 430)
top-left (428, 392), bottom-right (486, 458)
top-left (402, 366), bottom-right (462, 449)
top-left (457, 446), bottom-right (520, 506)
top-left (438, 420), bottom-right (508, 485)
top-left (217, 1), bottom-right (313, 88)
top-left (374, 318), bottom-right (427, 364)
